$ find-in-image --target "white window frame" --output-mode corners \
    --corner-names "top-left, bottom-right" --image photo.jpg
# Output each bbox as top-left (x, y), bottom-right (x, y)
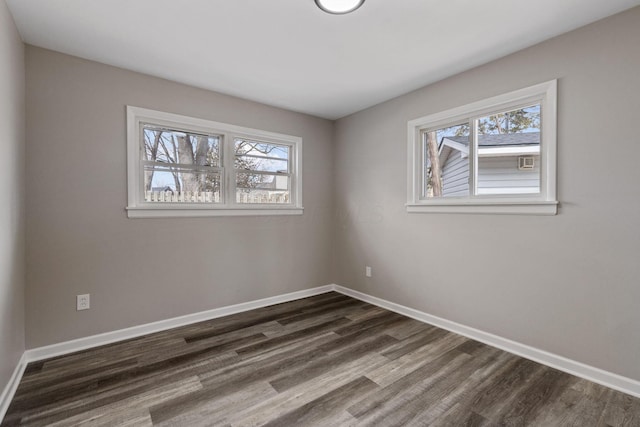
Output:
top-left (126, 106), bottom-right (303, 218)
top-left (407, 80), bottom-right (558, 215)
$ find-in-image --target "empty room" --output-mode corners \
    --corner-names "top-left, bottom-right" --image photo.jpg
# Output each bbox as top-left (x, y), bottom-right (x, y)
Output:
top-left (1, 0), bottom-right (640, 425)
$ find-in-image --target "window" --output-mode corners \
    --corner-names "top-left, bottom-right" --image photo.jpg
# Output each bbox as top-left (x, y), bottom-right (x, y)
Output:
top-left (407, 80), bottom-right (557, 215)
top-left (127, 107), bottom-right (302, 217)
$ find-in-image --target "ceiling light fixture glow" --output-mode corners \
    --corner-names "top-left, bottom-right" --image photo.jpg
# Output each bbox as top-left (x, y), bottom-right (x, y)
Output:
top-left (315, 0), bottom-right (365, 15)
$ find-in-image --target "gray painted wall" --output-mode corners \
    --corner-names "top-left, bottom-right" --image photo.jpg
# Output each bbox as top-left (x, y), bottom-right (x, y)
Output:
top-left (0, 0), bottom-right (26, 392)
top-left (25, 47), bottom-right (334, 348)
top-left (334, 7), bottom-right (640, 381)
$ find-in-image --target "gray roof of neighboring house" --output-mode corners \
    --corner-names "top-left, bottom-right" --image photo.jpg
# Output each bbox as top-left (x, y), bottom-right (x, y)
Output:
top-left (445, 132), bottom-right (539, 147)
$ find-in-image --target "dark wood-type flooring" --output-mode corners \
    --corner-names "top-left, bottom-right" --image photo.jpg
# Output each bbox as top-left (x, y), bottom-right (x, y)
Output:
top-left (3, 292), bottom-right (640, 426)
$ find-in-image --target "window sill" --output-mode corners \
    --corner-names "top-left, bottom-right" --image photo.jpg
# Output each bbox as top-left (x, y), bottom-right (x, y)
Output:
top-left (126, 206), bottom-right (304, 218)
top-left (406, 200), bottom-right (558, 215)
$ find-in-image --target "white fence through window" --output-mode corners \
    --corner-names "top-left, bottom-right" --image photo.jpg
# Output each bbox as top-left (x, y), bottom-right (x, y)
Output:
top-left (144, 191), bottom-right (290, 204)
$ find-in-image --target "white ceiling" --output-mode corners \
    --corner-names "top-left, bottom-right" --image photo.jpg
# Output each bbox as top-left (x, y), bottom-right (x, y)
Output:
top-left (6, 0), bottom-right (640, 119)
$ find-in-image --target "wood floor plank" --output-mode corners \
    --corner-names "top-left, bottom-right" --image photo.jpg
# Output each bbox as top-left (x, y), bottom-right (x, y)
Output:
top-left (384, 318), bottom-right (435, 341)
top-left (22, 376), bottom-right (202, 427)
top-left (429, 403), bottom-right (492, 427)
top-left (347, 347), bottom-right (471, 420)
top-left (234, 317), bottom-right (352, 355)
top-left (528, 387), bottom-right (607, 427)
top-left (226, 353), bottom-right (389, 427)
top-left (353, 345), bottom-right (500, 426)
top-left (600, 389), bottom-right (640, 427)
top-left (492, 367), bottom-right (578, 426)
top-left (139, 320), bottom-right (284, 365)
top-left (13, 357), bottom-right (139, 399)
top-left (152, 381), bottom-right (279, 427)
top-left (469, 356), bottom-right (546, 419)
top-left (5, 352), bottom-right (237, 426)
top-left (344, 306), bottom-right (386, 321)
top-left (408, 350), bottom-right (515, 426)
top-left (264, 303), bottom-right (374, 339)
top-left (381, 326), bottom-right (449, 360)
top-left (276, 298), bottom-right (366, 325)
top-left (333, 310), bottom-right (406, 337)
top-left (183, 293), bottom-right (351, 343)
top-left (3, 292), bottom-right (640, 427)
top-left (261, 376), bottom-right (378, 427)
top-left (365, 331), bottom-right (467, 387)
top-left (149, 332), bottom-right (341, 423)
top-left (10, 334), bottom-right (248, 415)
top-left (268, 334), bottom-right (398, 393)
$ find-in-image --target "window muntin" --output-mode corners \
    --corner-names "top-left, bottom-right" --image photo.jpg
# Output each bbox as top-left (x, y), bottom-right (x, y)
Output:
top-left (407, 80), bottom-right (557, 215)
top-left (127, 107), bottom-right (303, 217)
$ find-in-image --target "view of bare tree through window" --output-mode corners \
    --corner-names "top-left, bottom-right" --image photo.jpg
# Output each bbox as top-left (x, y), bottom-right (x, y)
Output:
top-left (142, 125), bottom-right (221, 203)
top-left (234, 139), bottom-right (291, 204)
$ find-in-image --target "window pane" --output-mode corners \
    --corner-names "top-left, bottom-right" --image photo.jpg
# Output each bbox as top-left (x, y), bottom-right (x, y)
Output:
top-left (424, 123), bottom-right (470, 198)
top-left (142, 125), bottom-right (221, 167)
top-left (236, 172), bottom-right (290, 204)
top-left (235, 139), bottom-right (290, 173)
top-left (143, 165), bottom-right (221, 203)
top-left (477, 105), bottom-right (541, 195)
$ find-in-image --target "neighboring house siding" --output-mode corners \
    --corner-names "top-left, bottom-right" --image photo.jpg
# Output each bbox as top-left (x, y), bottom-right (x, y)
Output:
top-left (441, 153), bottom-right (541, 196)
top-left (477, 155), bottom-right (540, 194)
top-left (442, 150), bottom-right (469, 197)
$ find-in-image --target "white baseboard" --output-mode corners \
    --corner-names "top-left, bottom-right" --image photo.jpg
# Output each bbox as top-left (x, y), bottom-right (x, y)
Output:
top-left (332, 284), bottom-right (640, 399)
top-left (0, 353), bottom-right (27, 422)
top-left (25, 285), bottom-right (333, 362)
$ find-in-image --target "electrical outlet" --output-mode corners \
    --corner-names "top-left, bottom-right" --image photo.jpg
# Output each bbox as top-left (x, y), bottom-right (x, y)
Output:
top-left (77, 294), bottom-right (90, 311)
top-left (365, 266), bottom-right (372, 277)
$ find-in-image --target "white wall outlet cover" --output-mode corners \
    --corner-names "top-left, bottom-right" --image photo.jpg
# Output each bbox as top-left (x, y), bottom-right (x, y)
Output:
top-left (365, 266), bottom-right (372, 277)
top-left (76, 294), bottom-right (90, 311)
